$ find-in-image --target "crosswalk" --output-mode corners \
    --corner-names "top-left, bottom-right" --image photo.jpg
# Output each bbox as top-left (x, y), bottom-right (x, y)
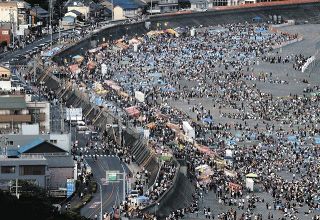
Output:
top-left (84, 154), bottom-right (118, 158)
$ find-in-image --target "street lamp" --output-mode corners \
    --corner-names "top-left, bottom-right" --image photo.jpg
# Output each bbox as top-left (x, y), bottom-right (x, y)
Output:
top-left (96, 182), bottom-right (103, 220)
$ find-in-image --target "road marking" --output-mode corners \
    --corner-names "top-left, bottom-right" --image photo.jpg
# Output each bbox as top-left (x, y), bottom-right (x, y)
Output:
top-left (89, 201), bottom-right (101, 209)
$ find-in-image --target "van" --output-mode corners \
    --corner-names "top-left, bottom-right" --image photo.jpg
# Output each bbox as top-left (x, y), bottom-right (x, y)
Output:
top-left (128, 190), bottom-right (140, 198)
top-left (76, 121), bottom-right (86, 126)
top-left (76, 125), bottom-right (88, 131)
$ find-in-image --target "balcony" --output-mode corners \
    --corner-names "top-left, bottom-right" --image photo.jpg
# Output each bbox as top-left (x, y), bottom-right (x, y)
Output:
top-left (0, 114), bottom-right (32, 123)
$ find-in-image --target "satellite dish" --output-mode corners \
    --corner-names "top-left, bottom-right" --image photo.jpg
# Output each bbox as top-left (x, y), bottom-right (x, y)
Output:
top-left (17, 145), bottom-right (20, 148)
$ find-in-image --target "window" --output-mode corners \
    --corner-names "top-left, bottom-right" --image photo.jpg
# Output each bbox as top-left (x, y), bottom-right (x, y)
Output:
top-left (8, 141), bottom-right (13, 146)
top-left (20, 165), bottom-right (45, 175)
top-left (50, 140), bottom-right (57, 144)
top-left (1, 166), bottom-right (15, 174)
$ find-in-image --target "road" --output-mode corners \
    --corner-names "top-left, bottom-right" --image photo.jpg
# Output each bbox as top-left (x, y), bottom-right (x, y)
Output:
top-left (81, 156), bottom-right (127, 219)
top-left (0, 32), bottom-right (61, 63)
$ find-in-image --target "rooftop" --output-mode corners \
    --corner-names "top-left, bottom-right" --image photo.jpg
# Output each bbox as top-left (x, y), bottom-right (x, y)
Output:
top-left (0, 96), bottom-right (26, 110)
top-left (109, 0), bottom-right (145, 10)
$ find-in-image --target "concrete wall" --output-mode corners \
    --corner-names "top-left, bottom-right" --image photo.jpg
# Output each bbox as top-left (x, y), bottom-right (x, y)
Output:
top-left (49, 167), bottom-right (74, 189)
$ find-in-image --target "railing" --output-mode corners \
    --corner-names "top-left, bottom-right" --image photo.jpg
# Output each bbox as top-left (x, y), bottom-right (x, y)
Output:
top-left (0, 114), bottom-right (31, 123)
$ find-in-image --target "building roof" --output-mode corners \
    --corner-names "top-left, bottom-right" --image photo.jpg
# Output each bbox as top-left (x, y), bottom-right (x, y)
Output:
top-left (45, 155), bottom-right (74, 168)
top-left (0, 96), bottom-right (26, 109)
top-left (111, 0), bottom-right (145, 10)
top-left (18, 138), bottom-right (67, 154)
top-left (189, 0), bottom-right (208, 3)
top-left (18, 138), bottom-right (45, 154)
top-left (31, 6), bottom-right (49, 18)
top-left (69, 9), bottom-right (83, 16)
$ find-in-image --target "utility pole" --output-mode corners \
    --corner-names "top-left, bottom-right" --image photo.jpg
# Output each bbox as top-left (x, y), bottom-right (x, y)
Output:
top-left (9, 8), bottom-right (15, 48)
top-left (49, 0), bottom-right (53, 48)
top-left (112, 0), bottom-right (114, 21)
top-left (60, 101), bottom-right (64, 133)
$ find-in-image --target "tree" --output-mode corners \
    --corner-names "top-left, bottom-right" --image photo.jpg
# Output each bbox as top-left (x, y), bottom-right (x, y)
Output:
top-left (0, 181), bottom-right (89, 220)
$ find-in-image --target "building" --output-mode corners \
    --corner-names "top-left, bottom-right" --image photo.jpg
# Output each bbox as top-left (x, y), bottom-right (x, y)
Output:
top-left (2, 132), bottom-right (71, 153)
top-left (0, 1), bottom-right (31, 37)
top-left (30, 5), bottom-right (49, 27)
top-left (0, 66), bottom-right (12, 92)
top-left (0, 154), bottom-right (49, 190)
top-left (0, 95), bottom-right (50, 133)
top-left (0, 23), bottom-right (11, 46)
top-left (190, 0), bottom-right (208, 10)
top-left (208, 0), bottom-right (257, 6)
top-left (61, 16), bottom-right (76, 30)
top-left (158, 0), bottom-right (178, 13)
top-left (67, 2), bottom-right (90, 20)
top-left (0, 137), bottom-right (74, 192)
top-left (112, 0), bottom-right (145, 20)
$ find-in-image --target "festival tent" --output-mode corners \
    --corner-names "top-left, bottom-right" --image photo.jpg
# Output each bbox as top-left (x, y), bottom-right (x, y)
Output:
top-left (146, 122), bottom-right (156, 129)
top-left (87, 61), bottom-right (96, 70)
top-left (73, 55), bottom-right (84, 63)
top-left (246, 173), bottom-right (258, 178)
top-left (129, 38), bottom-right (141, 45)
top-left (69, 64), bottom-right (81, 74)
top-left (164, 28), bottom-right (178, 36)
top-left (125, 106), bottom-right (140, 117)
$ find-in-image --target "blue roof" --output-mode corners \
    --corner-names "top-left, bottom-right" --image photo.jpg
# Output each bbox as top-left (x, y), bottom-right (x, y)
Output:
top-left (18, 138), bottom-right (45, 154)
top-left (111, 0), bottom-right (145, 10)
top-left (6, 149), bottom-right (19, 157)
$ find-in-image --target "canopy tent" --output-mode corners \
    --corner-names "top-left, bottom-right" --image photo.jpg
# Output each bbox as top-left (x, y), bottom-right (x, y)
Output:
top-left (73, 55), bottom-right (84, 63)
top-left (88, 46), bottom-right (102, 53)
top-left (164, 28), bottom-right (178, 37)
top-left (246, 173), bottom-right (258, 178)
top-left (125, 106), bottom-right (140, 117)
top-left (104, 80), bottom-right (121, 91)
top-left (129, 38), bottom-right (142, 45)
top-left (87, 61), bottom-right (96, 70)
top-left (69, 64), bottom-right (81, 74)
top-left (146, 122), bottom-right (156, 129)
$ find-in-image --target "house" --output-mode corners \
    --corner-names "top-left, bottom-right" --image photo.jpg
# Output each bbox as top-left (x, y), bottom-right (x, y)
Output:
top-left (61, 16), bottom-right (76, 30)
top-left (30, 5), bottom-right (49, 27)
top-left (158, 0), bottom-right (178, 13)
top-left (111, 0), bottom-right (146, 20)
top-left (67, 1), bottom-right (90, 20)
top-left (0, 95), bottom-right (50, 133)
top-left (190, 0), bottom-right (208, 10)
top-left (0, 138), bottom-right (75, 192)
top-left (65, 9), bottom-right (85, 21)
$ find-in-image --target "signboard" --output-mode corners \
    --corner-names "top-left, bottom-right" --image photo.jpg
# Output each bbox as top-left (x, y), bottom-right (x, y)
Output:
top-left (134, 91), bottom-right (145, 102)
top-left (65, 108), bottom-right (82, 121)
top-left (66, 179), bottom-right (75, 198)
top-left (106, 170), bottom-right (119, 183)
top-left (101, 63), bottom-right (107, 76)
top-left (107, 173), bottom-right (117, 181)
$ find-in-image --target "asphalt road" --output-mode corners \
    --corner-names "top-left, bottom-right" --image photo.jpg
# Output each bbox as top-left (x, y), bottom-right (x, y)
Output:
top-left (0, 32), bottom-right (60, 63)
top-left (81, 156), bottom-right (126, 219)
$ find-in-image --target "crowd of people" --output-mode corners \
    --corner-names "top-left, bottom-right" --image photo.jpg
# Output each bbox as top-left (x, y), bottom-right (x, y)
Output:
top-left (48, 20), bottom-right (320, 220)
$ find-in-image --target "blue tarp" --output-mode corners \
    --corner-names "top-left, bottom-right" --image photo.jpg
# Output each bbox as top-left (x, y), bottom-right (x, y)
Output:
top-left (202, 117), bottom-right (213, 124)
top-left (160, 87), bottom-right (176, 92)
top-left (95, 97), bottom-right (103, 106)
top-left (315, 137), bottom-right (320, 144)
top-left (287, 135), bottom-right (297, 143)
